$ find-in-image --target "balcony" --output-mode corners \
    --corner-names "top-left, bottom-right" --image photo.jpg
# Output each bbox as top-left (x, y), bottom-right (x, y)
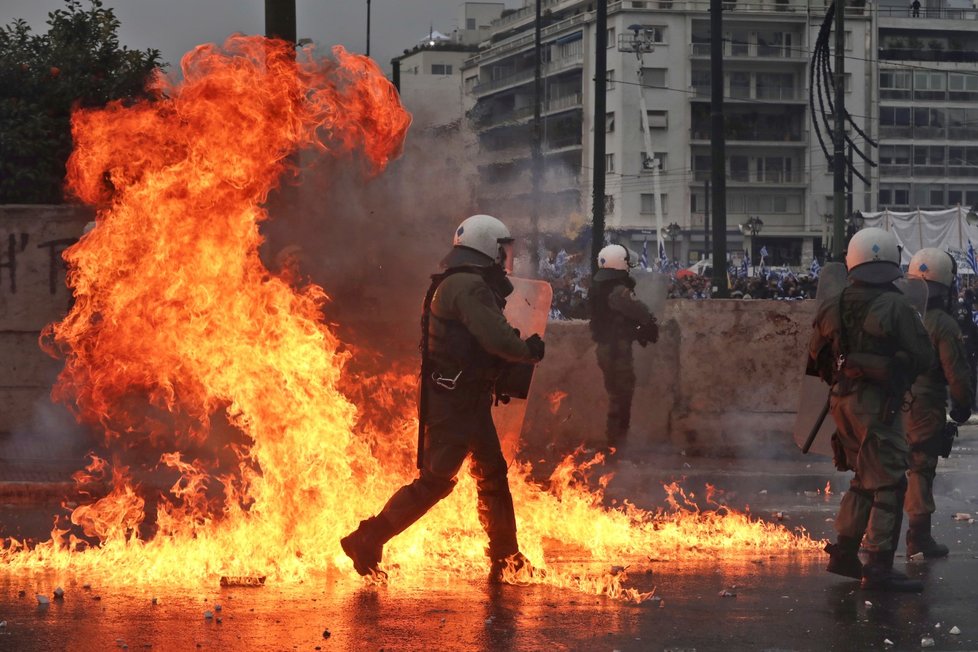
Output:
top-left (692, 169), bottom-right (806, 185)
top-left (471, 52), bottom-right (584, 97)
top-left (690, 127), bottom-right (807, 145)
top-left (878, 48), bottom-right (978, 64)
top-left (477, 93), bottom-right (583, 129)
top-left (690, 41), bottom-right (806, 60)
top-left (691, 83), bottom-right (803, 101)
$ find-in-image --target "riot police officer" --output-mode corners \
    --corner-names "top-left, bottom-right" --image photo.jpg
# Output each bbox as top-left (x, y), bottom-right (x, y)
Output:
top-left (341, 214), bottom-right (545, 582)
top-left (589, 244), bottom-right (658, 454)
top-left (903, 248), bottom-right (972, 558)
top-left (809, 228), bottom-right (933, 591)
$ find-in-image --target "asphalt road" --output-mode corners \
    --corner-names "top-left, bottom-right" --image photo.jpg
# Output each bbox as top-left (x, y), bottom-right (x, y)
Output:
top-left (0, 429), bottom-right (975, 651)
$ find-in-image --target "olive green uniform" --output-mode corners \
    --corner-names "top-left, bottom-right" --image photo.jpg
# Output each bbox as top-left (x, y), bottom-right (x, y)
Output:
top-left (369, 269), bottom-right (537, 562)
top-left (809, 285), bottom-right (933, 553)
top-left (590, 276), bottom-right (654, 449)
top-left (903, 308), bottom-right (972, 516)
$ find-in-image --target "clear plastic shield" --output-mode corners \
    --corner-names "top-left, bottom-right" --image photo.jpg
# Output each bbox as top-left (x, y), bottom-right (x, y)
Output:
top-left (792, 262), bottom-right (848, 455)
top-left (894, 276), bottom-right (928, 315)
top-left (493, 277), bottom-right (553, 457)
top-left (631, 270), bottom-right (669, 319)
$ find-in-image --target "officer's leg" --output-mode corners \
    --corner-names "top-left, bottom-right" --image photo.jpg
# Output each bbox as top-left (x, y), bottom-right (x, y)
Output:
top-left (595, 341), bottom-right (620, 448)
top-left (612, 340), bottom-right (636, 450)
top-left (903, 404), bottom-right (947, 557)
top-left (469, 392), bottom-right (519, 561)
top-left (342, 389), bottom-right (471, 576)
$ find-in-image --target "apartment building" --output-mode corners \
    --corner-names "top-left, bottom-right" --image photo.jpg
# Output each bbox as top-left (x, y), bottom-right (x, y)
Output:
top-left (873, 0), bottom-right (978, 214)
top-left (461, 0), bottom-right (875, 266)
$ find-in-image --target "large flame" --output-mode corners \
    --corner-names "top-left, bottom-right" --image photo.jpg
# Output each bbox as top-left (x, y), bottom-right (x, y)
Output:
top-left (1, 36), bottom-right (819, 601)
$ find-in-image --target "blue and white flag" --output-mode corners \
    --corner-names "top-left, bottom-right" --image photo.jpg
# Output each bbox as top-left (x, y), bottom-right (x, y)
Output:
top-left (658, 240), bottom-right (668, 271)
top-left (741, 249), bottom-right (749, 276)
top-left (968, 240), bottom-right (978, 276)
top-left (810, 258), bottom-right (821, 278)
top-left (759, 245), bottom-right (770, 261)
top-left (639, 240), bottom-right (649, 269)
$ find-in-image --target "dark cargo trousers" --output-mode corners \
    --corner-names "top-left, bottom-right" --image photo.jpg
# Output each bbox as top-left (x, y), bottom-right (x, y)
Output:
top-left (595, 337), bottom-right (636, 449)
top-left (831, 384), bottom-right (910, 552)
top-left (374, 381), bottom-right (519, 560)
top-left (903, 396), bottom-right (944, 516)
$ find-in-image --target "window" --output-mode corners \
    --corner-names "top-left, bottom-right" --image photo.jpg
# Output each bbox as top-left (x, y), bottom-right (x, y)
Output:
top-left (646, 110), bottom-right (668, 128)
top-left (730, 71), bottom-right (750, 99)
top-left (640, 152), bottom-right (667, 171)
top-left (641, 67), bottom-right (667, 88)
top-left (606, 112), bottom-right (615, 133)
top-left (879, 145), bottom-right (911, 175)
top-left (913, 108), bottom-right (945, 138)
top-left (880, 106), bottom-right (911, 137)
top-left (756, 30), bottom-right (794, 57)
top-left (948, 146), bottom-right (978, 177)
top-left (949, 73), bottom-right (978, 101)
top-left (880, 70), bottom-right (911, 100)
top-left (730, 155), bottom-right (749, 182)
top-left (844, 30), bottom-right (853, 51)
top-left (913, 184), bottom-right (945, 208)
top-left (640, 193), bottom-right (669, 214)
top-left (606, 69), bottom-right (615, 90)
top-left (607, 27), bottom-right (616, 47)
top-left (466, 17), bottom-right (476, 30)
top-left (756, 72), bottom-right (794, 100)
top-left (634, 25), bottom-right (667, 43)
top-left (913, 145), bottom-right (945, 175)
top-left (430, 64), bottom-right (453, 75)
top-left (914, 71), bottom-right (946, 101)
top-left (879, 184), bottom-right (910, 207)
top-left (606, 153), bottom-right (615, 173)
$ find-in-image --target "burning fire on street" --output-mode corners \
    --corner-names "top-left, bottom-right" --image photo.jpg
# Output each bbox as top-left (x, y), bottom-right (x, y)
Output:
top-left (0, 36), bottom-right (820, 603)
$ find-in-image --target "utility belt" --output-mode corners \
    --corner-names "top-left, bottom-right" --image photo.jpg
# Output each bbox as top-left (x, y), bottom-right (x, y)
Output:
top-left (833, 352), bottom-right (910, 425)
top-left (428, 366), bottom-right (495, 392)
top-left (911, 422), bottom-right (958, 458)
top-left (428, 361), bottom-right (534, 401)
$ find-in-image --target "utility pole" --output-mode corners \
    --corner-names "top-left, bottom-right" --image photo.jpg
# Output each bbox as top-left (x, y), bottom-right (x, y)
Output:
top-left (531, 0), bottom-right (543, 273)
top-left (832, 0), bottom-right (846, 260)
top-left (704, 179), bottom-right (711, 258)
top-left (710, 0), bottom-right (728, 296)
top-left (265, 0), bottom-right (296, 44)
top-left (366, 0), bottom-right (372, 57)
top-left (591, 1), bottom-right (608, 274)
top-left (622, 26), bottom-right (664, 264)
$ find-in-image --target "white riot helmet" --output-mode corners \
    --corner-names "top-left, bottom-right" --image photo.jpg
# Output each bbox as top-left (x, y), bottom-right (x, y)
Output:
top-left (597, 244), bottom-right (630, 271)
top-left (445, 214), bottom-right (514, 272)
top-left (845, 227), bottom-right (902, 283)
top-left (908, 247), bottom-right (954, 289)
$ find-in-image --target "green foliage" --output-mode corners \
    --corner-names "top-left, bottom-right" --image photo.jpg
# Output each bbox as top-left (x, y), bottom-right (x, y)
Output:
top-left (0, 0), bottom-right (163, 204)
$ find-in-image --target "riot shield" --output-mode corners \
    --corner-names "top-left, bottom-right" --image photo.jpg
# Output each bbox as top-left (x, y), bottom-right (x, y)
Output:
top-left (631, 270), bottom-right (669, 320)
top-left (493, 277), bottom-right (553, 457)
top-left (894, 277), bottom-right (928, 315)
top-left (792, 263), bottom-right (848, 455)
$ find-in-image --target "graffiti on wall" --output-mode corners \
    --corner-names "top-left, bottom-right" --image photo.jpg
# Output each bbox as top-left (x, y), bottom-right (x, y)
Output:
top-left (0, 232), bottom-right (78, 294)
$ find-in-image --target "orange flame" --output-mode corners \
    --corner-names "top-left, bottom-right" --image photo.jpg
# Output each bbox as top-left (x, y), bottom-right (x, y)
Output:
top-left (1, 35), bottom-right (820, 600)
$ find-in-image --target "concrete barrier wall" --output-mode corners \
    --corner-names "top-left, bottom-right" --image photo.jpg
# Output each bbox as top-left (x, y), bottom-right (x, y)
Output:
top-left (0, 205), bottom-right (90, 433)
top-left (0, 204), bottom-right (818, 458)
top-left (523, 299), bottom-right (816, 457)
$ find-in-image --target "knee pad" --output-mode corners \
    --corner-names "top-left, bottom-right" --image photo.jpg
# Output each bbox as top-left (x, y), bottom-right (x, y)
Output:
top-left (478, 464), bottom-right (510, 496)
top-left (419, 471), bottom-right (456, 500)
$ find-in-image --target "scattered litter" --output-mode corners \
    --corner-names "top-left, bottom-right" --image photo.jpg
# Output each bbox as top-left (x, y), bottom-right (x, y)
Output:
top-left (775, 512), bottom-right (789, 521)
top-left (825, 518), bottom-right (834, 522)
top-left (485, 617), bottom-right (495, 625)
top-left (610, 565), bottom-right (627, 575)
top-left (36, 594), bottom-right (50, 605)
top-left (151, 597), bottom-right (158, 605)
top-left (909, 552), bottom-right (924, 561)
top-left (440, 617), bottom-right (446, 625)
top-left (53, 587), bottom-right (64, 599)
top-left (921, 636), bottom-right (935, 648)
top-left (82, 584), bottom-right (91, 590)
top-left (116, 639), bottom-right (123, 645)
top-left (884, 639), bottom-right (894, 646)
top-left (17, 590), bottom-right (25, 597)
top-left (682, 463), bottom-right (692, 469)
top-left (758, 489), bottom-right (768, 495)
top-left (203, 611), bottom-right (213, 619)
top-left (951, 626), bottom-right (962, 635)
top-left (751, 559), bottom-right (765, 565)
top-left (219, 575), bottom-right (266, 587)
top-left (718, 589), bottom-right (737, 598)
top-left (0, 622), bottom-right (6, 629)
top-left (322, 630), bottom-right (331, 639)
top-left (953, 513), bottom-right (972, 521)
top-left (216, 617), bottom-right (222, 624)
top-left (935, 623), bottom-right (941, 629)
top-left (214, 604), bottom-right (222, 612)
top-left (93, 595), bottom-right (101, 601)
top-left (864, 601), bottom-right (873, 607)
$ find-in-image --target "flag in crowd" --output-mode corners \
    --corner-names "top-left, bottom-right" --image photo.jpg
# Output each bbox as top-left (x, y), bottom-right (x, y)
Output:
top-left (759, 245), bottom-right (769, 262)
top-left (658, 240), bottom-right (668, 271)
top-left (968, 240), bottom-right (978, 276)
top-left (810, 258), bottom-right (821, 278)
top-left (639, 240), bottom-right (649, 269)
top-left (741, 249), bottom-right (749, 276)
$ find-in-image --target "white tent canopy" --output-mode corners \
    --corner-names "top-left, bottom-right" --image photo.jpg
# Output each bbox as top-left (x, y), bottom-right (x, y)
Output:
top-left (861, 207), bottom-right (978, 273)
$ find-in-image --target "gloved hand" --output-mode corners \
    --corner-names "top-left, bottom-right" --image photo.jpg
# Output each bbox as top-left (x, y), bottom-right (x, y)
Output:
top-left (635, 318), bottom-right (659, 346)
top-left (950, 403), bottom-right (971, 425)
top-left (525, 334), bottom-right (545, 361)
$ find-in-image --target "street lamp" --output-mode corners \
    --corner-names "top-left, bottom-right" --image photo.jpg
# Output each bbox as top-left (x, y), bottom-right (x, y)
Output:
top-left (738, 216), bottom-right (763, 274)
top-left (665, 222), bottom-right (681, 263)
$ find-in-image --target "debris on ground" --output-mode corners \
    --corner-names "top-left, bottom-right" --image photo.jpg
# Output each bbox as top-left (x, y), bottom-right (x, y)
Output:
top-left (950, 626), bottom-right (962, 635)
top-left (921, 636), bottom-right (935, 647)
top-left (883, 639), bottom-right (894, 646)
top-left (36, 594), bottom-right (50, 605)
top-left (864, 601), bottom-right (873, 607)
top-left (219, 575), bottom-right (266, 587)
top-left (909, 552), bottom-right (925, 561)
top-left (203, 611), bottom-right (213, 619)
top-left (151, 597), bottom-right (158, 605)
top-left (214, 604), bottom-right (222, 612)
top-left (758, 489), bottom-right (768, 495)
top-left (774, 512), bottom-right (789, 521)
top-left (53, 587), bottom-right (64, 599)
top-left (610, 565), bottom-right (628, 575)
top-left (718, 589), bottom-right (737, 598)
top-left (953, 513), bottom-right (972, 522)
top-left (0, 621), bottom-right (6, 629)
top-left (322, 629), bottom-right (331, 639)
top-left (82, 584), bottom-right (91, 590)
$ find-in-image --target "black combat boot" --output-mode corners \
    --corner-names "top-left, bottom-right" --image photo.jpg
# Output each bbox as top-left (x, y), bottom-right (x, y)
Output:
top-left (340, 517), bottom-right (391, 579)
top-left (861, 550), bottom-right (923, 592)
top-left (906, 513), bottom-right (950, 558)
top-left (825, 535), bottom-right (863, 579)
top-left (489, 551), bottom-right (534, 584)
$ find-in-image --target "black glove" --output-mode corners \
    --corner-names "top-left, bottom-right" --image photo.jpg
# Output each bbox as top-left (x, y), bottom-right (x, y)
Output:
top-left (525, 334), bottom-right (545, 361)
top-left (635, 319), bottom-right (659, 347)
top-left (950, 404), bottom-right (971, 425)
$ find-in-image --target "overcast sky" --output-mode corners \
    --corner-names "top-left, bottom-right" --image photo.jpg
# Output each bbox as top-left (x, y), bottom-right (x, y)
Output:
top-left (0, 0), bottom-right (519, 75)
